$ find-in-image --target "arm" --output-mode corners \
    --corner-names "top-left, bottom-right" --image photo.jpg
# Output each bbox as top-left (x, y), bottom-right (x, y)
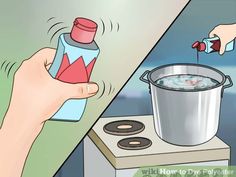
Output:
top-left (209, 23), bottom-right (236, 55)
top-left (0, 113), bottom-right (42, 177)
top-left (0, 48), bottom-right (98, 177)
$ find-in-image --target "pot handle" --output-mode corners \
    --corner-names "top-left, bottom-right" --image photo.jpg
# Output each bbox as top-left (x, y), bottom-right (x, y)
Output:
top-left (223, 75), bottom-right (233, 89)
top-left (140, 70), bottom-right (150, 84)
top-left (221, 75), bottom-right (233, 97)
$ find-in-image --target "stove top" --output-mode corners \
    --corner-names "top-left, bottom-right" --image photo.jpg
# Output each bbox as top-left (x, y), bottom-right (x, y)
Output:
top-left (103, 119), bottom-right (152, 150)
top-left (103, 120), bottom-right (145, 136)
top-left (118, 137), bottom-right (152, 150)
top-left (88, 115), bottom-right (230, 169)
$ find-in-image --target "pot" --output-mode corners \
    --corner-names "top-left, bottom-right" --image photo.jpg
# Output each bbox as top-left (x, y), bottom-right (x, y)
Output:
top-left (140, 64), bottom-right (233, 146)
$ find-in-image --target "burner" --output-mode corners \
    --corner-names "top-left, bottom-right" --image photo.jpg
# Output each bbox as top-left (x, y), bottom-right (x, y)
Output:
top-left (103, 120), bottom-right (145, 136)
top-left (117, 137), bottom-right (152, 150)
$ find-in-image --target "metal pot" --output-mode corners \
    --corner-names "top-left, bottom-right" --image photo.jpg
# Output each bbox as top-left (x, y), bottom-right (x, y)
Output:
top-left (140, 64), bottom-right (233, 146)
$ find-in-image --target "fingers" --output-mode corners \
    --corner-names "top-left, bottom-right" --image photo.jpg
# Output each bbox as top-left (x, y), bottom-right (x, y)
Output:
top-left (29, 48), bottom-right (99, 99)
top-left (209, 25), bottom-right (220, 38)
top-left (56, 81), bottom-right (99, 99)
top-left (30, 48), bottom-right (56, 66)
top-left (209, 26), bottom-right (226, 55)
top-left (209, 31), bottom-right (215, 38)
top-left (46, 63), bottom-right (52, 70)
top-left (219, 40), bottom-right (227, 55)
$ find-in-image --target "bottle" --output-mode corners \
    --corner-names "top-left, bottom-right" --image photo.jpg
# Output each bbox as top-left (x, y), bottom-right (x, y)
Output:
top-left (192, 36), bottom-right (235, 53)
top-left (48, 17), bottom-right (100, 122)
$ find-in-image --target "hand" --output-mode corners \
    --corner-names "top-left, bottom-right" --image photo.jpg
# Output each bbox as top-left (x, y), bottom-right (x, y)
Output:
top-left (3, 48), bottom-right (99, 129)
top-left (0, 48), bottom-right (99, 177)
top-left (209, 23), bottom-right (236, 55)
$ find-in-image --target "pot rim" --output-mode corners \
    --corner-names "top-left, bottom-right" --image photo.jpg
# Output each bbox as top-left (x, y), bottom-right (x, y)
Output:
top-left (147, 63), bottom-right (226, 92)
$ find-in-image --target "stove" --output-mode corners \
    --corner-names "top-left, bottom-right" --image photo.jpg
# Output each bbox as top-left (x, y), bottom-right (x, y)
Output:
top-left (103, 120), bottom-right (145, 136)
top-left (84, 115), bottom-right (230, 177)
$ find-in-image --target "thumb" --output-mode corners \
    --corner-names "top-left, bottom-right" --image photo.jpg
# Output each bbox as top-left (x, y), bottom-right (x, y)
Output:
top-left (56, 81), bottom-right (99, 99)
top-left (219, 40), bottom-right (227, 55)
top-left (209, 31), bottom-right (216, 38)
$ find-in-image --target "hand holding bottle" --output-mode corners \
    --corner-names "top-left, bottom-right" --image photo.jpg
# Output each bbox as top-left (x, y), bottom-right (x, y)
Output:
top-left (49, 17), bottom-right (100, 121)
top-left (209, 23), bottom-right (236, 55)
top-left (5, 48), bottom-right (99, 126)
top-left (0, 48), bottom-right (99, 177)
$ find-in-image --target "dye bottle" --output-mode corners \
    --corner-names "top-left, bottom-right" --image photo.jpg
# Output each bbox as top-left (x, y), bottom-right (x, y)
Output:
top-left (192, 37), bottom-right (235, 53)
top-left (49, 17), bottom-right (100, 121)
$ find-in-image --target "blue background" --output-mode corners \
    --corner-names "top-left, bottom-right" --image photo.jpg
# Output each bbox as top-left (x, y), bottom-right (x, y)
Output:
top-left (55, 1), bottom-right (236, 176)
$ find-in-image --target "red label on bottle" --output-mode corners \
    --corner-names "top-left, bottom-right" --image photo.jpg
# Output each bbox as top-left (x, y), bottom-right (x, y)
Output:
top-left (55, 54), bottom-right (70, 79)
top-left (210, 39), bottom-right (221, 52)
top-left (86, 58), bottom-right (96, 80)
top-left (55, 54), bottom-right (96, 83)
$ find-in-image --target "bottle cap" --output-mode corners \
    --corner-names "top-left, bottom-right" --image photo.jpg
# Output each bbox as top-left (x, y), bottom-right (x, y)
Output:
top-left (70, 17), bottom-right (98, 44)
top-left (192, 41), bottom-right (206, 51)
